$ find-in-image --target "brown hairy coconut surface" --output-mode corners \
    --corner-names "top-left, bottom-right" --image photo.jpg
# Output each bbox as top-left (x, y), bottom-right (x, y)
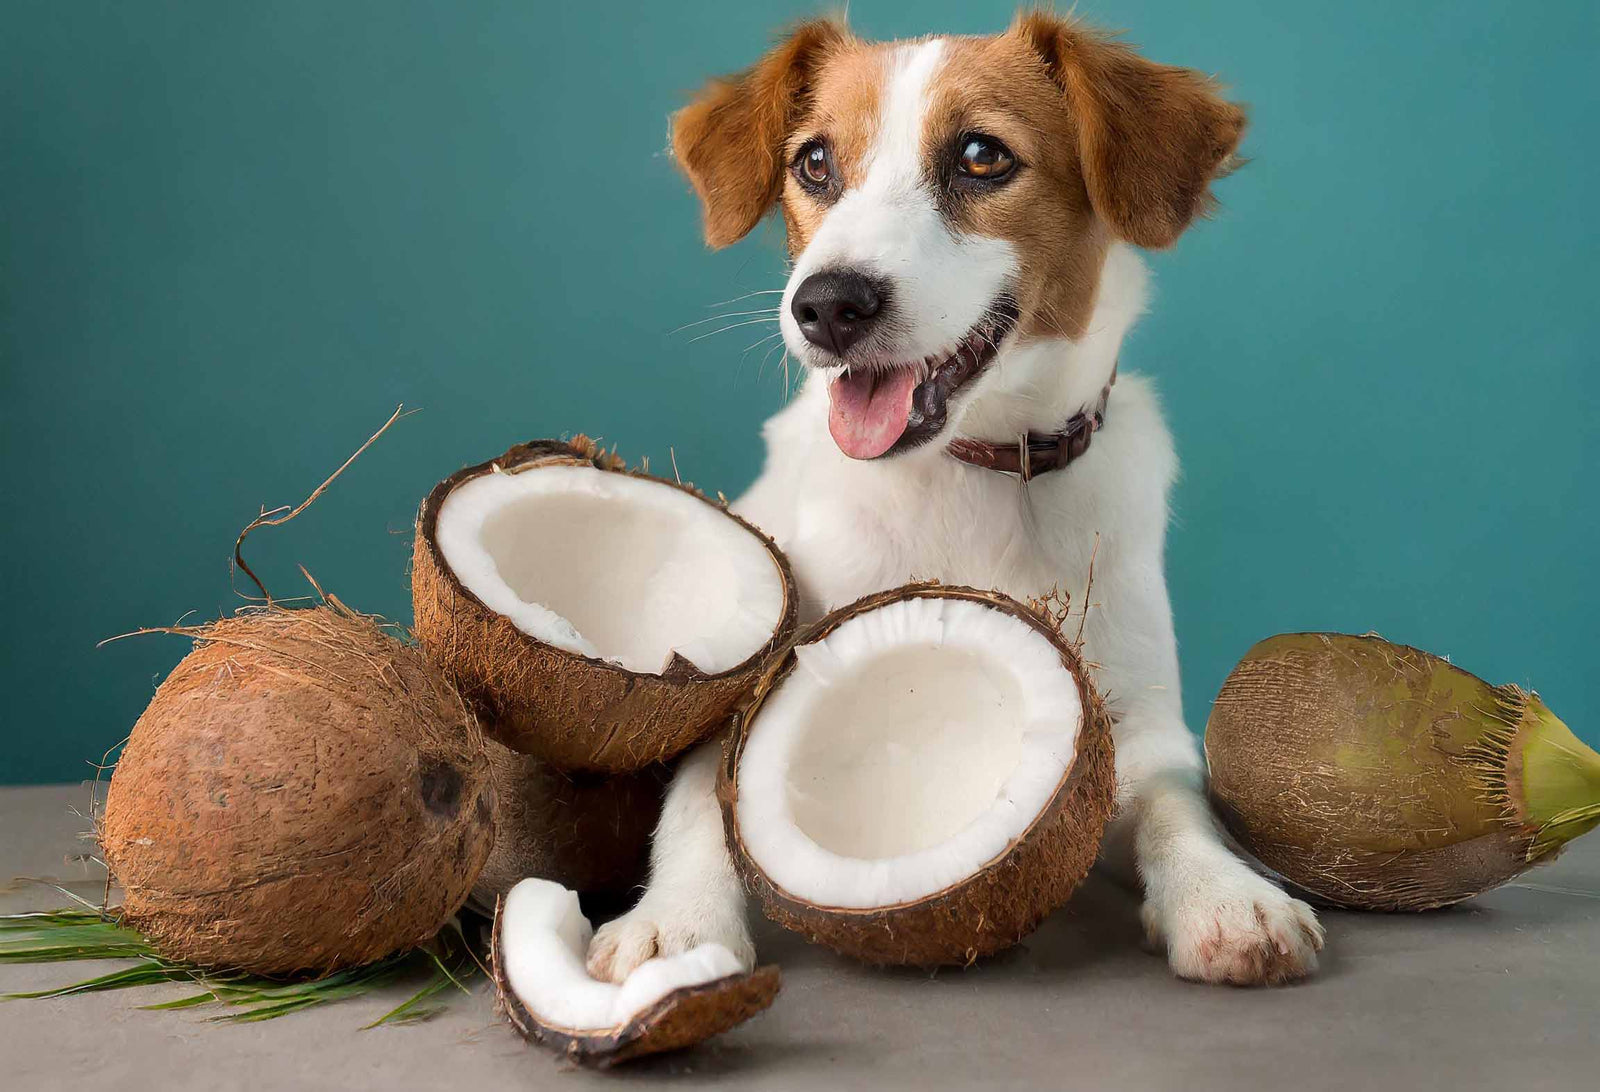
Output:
top-left (490, 897), bottom-right (781, 1068)
top-left (470, 737), bottom-right (666, 912)
top-left (1207, 632), bottom-right (1600, 911)
top-left (719, 583), bottom-right (1117, 966)
top-left (411, 436), bottom-right (798, 773)
top-left (99, 600), bottom-right (495, 976)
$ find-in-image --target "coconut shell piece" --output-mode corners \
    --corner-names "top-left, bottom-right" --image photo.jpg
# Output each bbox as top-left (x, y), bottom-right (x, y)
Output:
top-left (490, 890), bottom-right (781, 1068)
top-left (411, 437), bottom-right (799, 773)
top-left (720, 583), bottom-right (1117, 967)
top-left (470, 737), bottom-right (666, 911)
top-left (99, 601), bottom-right (495, 976)
top-left (1206, 632), bottom-right (1600, 911)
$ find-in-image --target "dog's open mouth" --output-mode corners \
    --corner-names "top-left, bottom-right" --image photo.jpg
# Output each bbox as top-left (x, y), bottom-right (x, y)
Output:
top-left (826, 298), bottom-right (1019, 460)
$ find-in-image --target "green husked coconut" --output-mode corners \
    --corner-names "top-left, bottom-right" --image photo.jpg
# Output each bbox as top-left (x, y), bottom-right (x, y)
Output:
top-left (1206, 632), bottom-right (1600, 911)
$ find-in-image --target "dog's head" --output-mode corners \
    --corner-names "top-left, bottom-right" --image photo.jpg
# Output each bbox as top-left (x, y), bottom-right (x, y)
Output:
top-left (672, 12), bottom-right (1244, 460)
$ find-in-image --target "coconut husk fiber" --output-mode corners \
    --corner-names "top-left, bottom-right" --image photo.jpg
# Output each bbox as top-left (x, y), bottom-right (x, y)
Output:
top-left (99, 600), bottom-right (495, 976)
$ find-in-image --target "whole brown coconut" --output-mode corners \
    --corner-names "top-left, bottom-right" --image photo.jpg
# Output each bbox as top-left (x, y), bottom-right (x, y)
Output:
top-left (411, 436), bottom-right (798, 773)
top-left (100, 601), bottom-right (495, 976)
top-left (720, 584), bottom-right (1116, 966)
top-left (470, 737), bottom-right (666, 912)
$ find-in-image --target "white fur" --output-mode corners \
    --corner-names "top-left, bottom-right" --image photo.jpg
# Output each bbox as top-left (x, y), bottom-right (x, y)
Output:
top-left (779, 39), bottom-right (1019, 373)
top-left (589, 43), bottom-right (1324, 989)
top-left (586, 743), bottom-right (756, 983)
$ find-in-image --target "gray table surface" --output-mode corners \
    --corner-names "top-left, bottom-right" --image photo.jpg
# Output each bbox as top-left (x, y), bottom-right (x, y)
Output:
top-left (3, 782), bottom-right (1596, 1090)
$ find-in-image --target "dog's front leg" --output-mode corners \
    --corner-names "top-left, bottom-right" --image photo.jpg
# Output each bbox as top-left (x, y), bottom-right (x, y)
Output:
top-left (1087, 552), bottom-right (1324, 986)
top-left (1101, 692), bottom-right (1325, 986)
top-left (585, 740), bottom-right (754, 983)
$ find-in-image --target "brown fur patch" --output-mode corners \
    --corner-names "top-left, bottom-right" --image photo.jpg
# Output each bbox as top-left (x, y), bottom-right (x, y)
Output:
top-left (1014, 10), bottom-right (1247, 250)
top-left (924, 33), bottom-right (1109, 340)
top-left (671, 20), bottom-right (856, 248)
top-left (672, 13), bottom-right (1245, 341)
top-left (778, 43), bottom-right (893, 255)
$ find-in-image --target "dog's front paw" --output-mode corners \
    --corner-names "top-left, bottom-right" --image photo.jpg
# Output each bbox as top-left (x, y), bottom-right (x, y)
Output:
top-left (1144, 863), bottom-right (1324, 987)
top-left (585, 896), bottom-right (755, 984)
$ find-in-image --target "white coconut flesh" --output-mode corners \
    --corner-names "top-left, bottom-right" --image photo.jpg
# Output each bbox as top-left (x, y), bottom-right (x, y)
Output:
top-left (434, 464), bottom-right (785, 675)
top-left (736, 596), bottom-right (1084, 909)
top-left (500, 878), bottom-right (746, 1032)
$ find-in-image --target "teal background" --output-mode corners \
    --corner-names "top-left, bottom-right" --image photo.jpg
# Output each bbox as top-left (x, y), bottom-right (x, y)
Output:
top-left (2, 1), bottom-right (1596, 783)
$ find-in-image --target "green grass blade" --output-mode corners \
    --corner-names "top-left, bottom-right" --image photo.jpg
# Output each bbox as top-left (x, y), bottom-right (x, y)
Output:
top-left (0, 910), bottom-right (155, 965)
top-left (0, 910), bottom-right (116, 931)
top-left (365, 971), bottom-right (452, 1028)
top-left (365, 927), bottom-right (480, 1029)
top-left (422, 935), bottom-right (476, 995)
top-left (3, 960), bottom-right (193, 1000)
top-left (141, 990), bottom-right (223, 1011)
top-left (211, 996), bottom-right (322, 1023)
top-left (1, 906), bottom-right (481, 1026)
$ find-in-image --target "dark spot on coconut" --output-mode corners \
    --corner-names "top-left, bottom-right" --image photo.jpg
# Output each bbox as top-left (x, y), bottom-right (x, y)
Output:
top-left (475, 787), bottom-right (494, 825)
top-left (419, 761), bottom-right (463, 819)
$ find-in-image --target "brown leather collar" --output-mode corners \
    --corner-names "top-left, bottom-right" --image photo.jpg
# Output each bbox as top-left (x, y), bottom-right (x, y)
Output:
top-left (947, 364), bottom-right (1117, 481)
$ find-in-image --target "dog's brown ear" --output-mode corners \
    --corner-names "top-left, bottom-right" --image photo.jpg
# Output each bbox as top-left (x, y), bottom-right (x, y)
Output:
top-left (1014, 11), bottom-right (1246, 249)
top-left (672, 19), bottom-right (852, 248)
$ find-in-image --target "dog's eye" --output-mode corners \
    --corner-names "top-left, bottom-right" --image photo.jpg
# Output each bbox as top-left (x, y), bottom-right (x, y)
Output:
top-left (801, 145), bottom-right (830, 183)
top-left (957, 137), bottom-right (1016, 181)
top-left (794, 141), bottom-right (833, 188)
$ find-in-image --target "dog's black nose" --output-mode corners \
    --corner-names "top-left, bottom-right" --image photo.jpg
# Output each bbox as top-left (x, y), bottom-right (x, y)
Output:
top-left (790, 269), bottom-right (887, 358)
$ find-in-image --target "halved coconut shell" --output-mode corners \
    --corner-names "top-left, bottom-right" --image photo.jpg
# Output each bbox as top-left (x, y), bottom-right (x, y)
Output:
top-left (412, 437), bottom-right (798, 772)
top-left (720, 583), bottom-right (1116, 966)
top-left (491, 879), bottom-right (780, 1068)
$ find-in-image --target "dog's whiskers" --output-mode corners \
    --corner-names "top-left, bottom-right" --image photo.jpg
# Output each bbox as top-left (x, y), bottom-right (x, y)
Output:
top-left (741, 331), bottom-right (784, 362)
top-left (703, 289), bottom-right (786, 310)
top-left (670, 307), bottom-right (781, 336)
top-left (685, 316), bottom-right (782, 344)
top-left (781, 351), bottom-right (798, 399)
top-left (735, 331), bottom-right (785, 388)
top-left (741, 331), bottom-right (783, 362)
top-left (756, 335), bottom-right (789, 383)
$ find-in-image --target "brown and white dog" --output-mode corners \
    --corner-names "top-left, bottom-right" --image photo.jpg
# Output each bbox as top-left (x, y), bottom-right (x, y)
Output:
top-left (586, 11), bottom-right (1325, 987)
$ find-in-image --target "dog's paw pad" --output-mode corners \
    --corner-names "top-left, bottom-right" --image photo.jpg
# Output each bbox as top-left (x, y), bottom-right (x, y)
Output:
top-left (585, 902), bottom-right (754, 984)
top-left (586, 913), bottom-right (663, 983)
top-left (1147, 873), bottom-right (1323, 987)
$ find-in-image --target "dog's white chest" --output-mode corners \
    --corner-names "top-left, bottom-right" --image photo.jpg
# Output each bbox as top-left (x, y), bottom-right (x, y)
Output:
top-left (781, 460), bottom-right (1090, 619)
top-left (737, 371), bottom-right (1175, 647)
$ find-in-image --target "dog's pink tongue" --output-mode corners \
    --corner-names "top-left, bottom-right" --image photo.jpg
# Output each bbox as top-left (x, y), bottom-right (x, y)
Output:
top-left (828, 368), bottom-right (916, 460)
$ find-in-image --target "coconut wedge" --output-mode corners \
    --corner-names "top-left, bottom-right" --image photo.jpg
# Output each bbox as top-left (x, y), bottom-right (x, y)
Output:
top-left (412, 437), bottom-right (798, 772)
top-left (720, 584), bottom-right (1116, 966)
top-left (491, 879), bottom-right (780, 1067)
top-left (1207, 632), bottom-right (1600, 911)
